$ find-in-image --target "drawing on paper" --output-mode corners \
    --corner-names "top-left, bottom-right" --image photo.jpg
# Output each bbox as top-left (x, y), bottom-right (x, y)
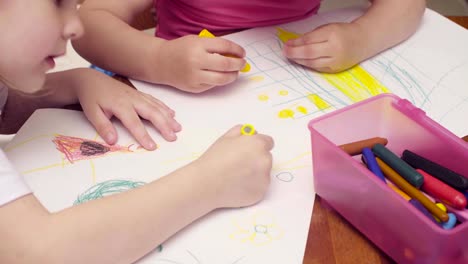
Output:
top-left (74, 179), bottom-right (146, 205)
top-left (53, 134), bottom-right (144, 163)
top-left (275, 172), bottom-right (294, 182)
top-left (230, 211), bottom-right (284, 246)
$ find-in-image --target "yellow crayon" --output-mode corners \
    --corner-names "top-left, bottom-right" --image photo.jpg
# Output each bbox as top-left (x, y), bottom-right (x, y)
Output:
top-left (240, 124), bottom-right (256, 136)
top-left (387, 182), bottom-right (411, 201)
top-left (198, 29), bottom-right (251, 73)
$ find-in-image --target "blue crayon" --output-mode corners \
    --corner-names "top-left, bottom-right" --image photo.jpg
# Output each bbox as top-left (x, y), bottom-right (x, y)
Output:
top-left (90, 64), bottom-right (115, 77)
top-left (441, 213), bottom-right (457, 230)
top-left (372, 144), bottom-right (424, 188)
top-left (361, 147), bottom-right (386, 183)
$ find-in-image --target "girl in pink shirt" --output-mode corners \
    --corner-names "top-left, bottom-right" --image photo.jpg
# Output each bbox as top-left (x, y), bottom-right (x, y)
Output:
top-left (74, 0), bottom-right (426, 93)
top-left (155, 0), bottom-right (321, 40)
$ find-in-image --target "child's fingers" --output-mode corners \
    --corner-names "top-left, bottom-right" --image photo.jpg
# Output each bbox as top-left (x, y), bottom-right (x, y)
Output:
top-left (292, 57), bottom-right (334, 71)
top-left (141, 93), bottom-right (176, 117)
top-left (286, 29), bottom-right (330, 47)
top-left (222, 125), bottom-right (244, 138)
top-left (256, 134), bottom-right (275, 151)
top-left (203, 38), bottom-right (246, 58)
top-left (202, 53), bottom-right (246, 72)
top-left (283, 42), bottom-right (331, 60)
top-left (112, 108), bottom-right (157, 150)
top-left (199, 70), bottom-right (239, 87)
top-left (82, 106), bottom-right (118, 145)
top-left (136, 102), bottom-right (180, 141)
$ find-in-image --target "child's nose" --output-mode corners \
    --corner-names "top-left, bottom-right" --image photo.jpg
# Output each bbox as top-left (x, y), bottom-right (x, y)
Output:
top-left (64, 13), bottom-right (84, 40)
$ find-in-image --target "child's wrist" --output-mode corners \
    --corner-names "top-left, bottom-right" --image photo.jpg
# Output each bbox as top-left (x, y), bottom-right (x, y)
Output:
top-left (349, 21), bottom-right (376, 61)
top-left (143, 38), bottom-right (170, 85)
top-left (188, 159), bottom-right (228, 210)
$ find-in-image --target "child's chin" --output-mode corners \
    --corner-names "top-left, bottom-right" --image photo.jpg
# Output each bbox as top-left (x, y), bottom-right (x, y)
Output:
top-left (14, 75), bottom-right (46, 94)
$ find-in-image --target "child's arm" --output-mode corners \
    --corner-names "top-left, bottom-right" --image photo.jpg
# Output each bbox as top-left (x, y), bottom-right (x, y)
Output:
top-left (284, 0), bottom-right (426, 73)
top-left (0, 68), bottom-right (181, 150)
top-left (73, 0), bottom-right (246, 93)
top-left (0, 125), bottom-right (274, 264)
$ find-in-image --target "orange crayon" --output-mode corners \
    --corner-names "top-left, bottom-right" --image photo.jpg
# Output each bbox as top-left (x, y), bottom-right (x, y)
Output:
top-left (338, 137), bottom-right (388, 156)
top-left (462, 135), bottom-right (468, 142)
top-left (375, 157), bottom-right (449, 222)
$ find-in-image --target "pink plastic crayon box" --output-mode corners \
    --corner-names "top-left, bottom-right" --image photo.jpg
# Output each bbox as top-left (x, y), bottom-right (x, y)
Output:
top-left (308, 94), bottom-right (468, 264)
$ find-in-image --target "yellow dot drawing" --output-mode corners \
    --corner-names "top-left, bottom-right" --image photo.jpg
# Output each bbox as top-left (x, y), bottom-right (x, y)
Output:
top-left (320, 65), bottom-right (390, 103)
top-left (278, 109), bottom-right (294, 119)
top-left (278, 90), bottom-right (289, 96)
top-left (241, 124), bottom-right (256, 136)
top-left (249, 75), bottom-right (265, 82)
top-left (230, 211), bottom-right (284, 246)
top-left (258, 94), bottom-right (269, 101)
top-left (199, 28), bottom-right (251, 73)
top-left (296, 106), bottom-right (308, 114)
top-left (276, 27), bottom-right (301, 43)
top-left (306, 94), bottom-right (331, 110)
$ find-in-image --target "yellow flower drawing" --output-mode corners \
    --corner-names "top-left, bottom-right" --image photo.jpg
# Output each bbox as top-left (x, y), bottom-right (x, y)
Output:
top-left (229, 211), bottom-right (284, 246)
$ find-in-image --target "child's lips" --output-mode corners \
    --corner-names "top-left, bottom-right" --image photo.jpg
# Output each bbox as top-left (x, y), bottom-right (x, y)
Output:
top-left (45, 56), bottom-right (56, 69)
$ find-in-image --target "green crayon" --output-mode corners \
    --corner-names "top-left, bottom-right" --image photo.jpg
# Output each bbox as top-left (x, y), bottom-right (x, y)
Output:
top-left (372, 144), bottom-right (424, 188)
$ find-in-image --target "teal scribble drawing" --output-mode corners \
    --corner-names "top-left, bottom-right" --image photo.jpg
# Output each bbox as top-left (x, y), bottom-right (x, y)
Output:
top-left (74, 179), bottom-right (164, 252)
top-left (74, 179), bottom-right (146, 205)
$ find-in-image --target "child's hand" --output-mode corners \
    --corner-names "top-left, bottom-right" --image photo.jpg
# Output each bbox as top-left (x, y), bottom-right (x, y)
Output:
top-left (155, 35), bottom-right (247, 93)
top-left (75, 70), bottom-right (181, 150)
top-left (283, 22), bottom-right (367, 73)
top-left (194, 125), bottom-right (274, 208)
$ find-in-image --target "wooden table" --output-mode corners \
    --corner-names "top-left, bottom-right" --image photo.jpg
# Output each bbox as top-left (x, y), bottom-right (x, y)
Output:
top-left (120, 13), bottom-right (467, 264)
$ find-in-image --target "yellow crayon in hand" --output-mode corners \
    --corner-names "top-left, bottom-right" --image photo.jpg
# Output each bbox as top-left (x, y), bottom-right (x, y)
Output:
top-left (240, 124), bottom-right (256, 136)
top-left (276, 27), bottom-right (301, 43)
top-left (198, 29), bottom-right (251, 73)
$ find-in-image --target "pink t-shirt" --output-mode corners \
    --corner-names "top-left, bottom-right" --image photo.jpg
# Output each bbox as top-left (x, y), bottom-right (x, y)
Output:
top-left (155, 0), bottom-right (321, 39)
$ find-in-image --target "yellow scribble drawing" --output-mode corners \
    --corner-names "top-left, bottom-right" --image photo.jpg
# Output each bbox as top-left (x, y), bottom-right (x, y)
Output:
top-left (306, 94), bottom-right (331, 110)
top-left (278, 109), bottom-right (294, 119)
top-left (161, 152), bottom-right (202, 165)
top-left (276, 27), bottom-right (301, 43)
top-left (321, 65), bottom-right (390, 102)
top-left (230, 211), bottom-right (284, 246)
top-left (273, 151), bottom-right (312, 171)
top-left (4, 134), bottom-right (55, 152)
top-left (249, 76), bottom-right (265, 82)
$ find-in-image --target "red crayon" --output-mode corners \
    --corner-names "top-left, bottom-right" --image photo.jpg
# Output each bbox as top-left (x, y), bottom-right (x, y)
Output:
top-left (418, 169), bottom-right (467, 210)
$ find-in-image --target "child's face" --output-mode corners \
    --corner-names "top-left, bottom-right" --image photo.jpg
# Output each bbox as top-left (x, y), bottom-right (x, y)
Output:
top-left (0, 0), bottom-right (83, 92)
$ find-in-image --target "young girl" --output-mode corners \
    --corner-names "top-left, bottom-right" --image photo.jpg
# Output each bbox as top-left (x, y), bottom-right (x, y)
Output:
top-left (0, 1), bottom-right (274, 263)
top-left (73, 0), bottom-right (426, 93)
